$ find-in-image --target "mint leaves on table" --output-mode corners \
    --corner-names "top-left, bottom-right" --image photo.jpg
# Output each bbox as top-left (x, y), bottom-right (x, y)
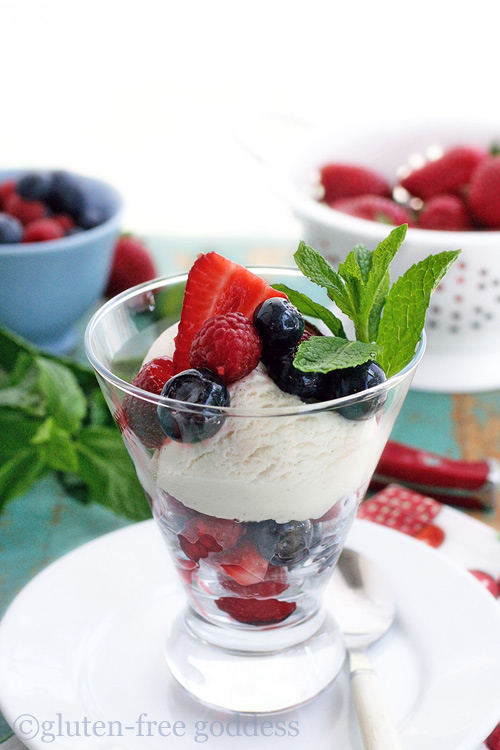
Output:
top-left (0, 325), bottom-right (149, 521)
top-left (289, 224), bottom-right (460, 377)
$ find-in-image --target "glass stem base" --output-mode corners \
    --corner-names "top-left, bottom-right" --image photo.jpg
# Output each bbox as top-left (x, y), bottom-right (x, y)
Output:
top-left (165, 608), bottom-right (346, 713)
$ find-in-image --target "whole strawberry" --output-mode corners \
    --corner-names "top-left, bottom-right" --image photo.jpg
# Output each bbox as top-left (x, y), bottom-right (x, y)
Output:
top-left (417, 194), bottom-right (472, 231)
top-left (467, 154), bottom-right (500, 228)
top-left (331, 195), bottom-right (412, 226)
top-left (122, 356), bottom-right (174, 448)
top-left (105, 235), bottom-right (158, 298)
top-left (320, 163), bottom-right (391, 204)
top-left (400, 145), bottom-right (486, 200)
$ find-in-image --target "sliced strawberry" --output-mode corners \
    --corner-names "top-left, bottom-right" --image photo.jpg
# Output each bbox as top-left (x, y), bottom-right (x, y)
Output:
top-left (216, 597), bottom-right (296, 625)
top-left (221, 564), bottom-right (288, 598)
top-left (176, 557), bottom-right (199, 584)
top-left (216, 540), bottom-right (269, 585)
top-left (181, 514), bottom-right (243, 548)
top-left (173, 252), bottom-right (287, 373)
top-left (178, 514), bottom-right (243, 562)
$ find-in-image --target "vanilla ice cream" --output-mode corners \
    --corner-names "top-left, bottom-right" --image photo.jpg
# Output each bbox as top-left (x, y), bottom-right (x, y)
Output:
top-left (144, 325), bottom-right (386, 523)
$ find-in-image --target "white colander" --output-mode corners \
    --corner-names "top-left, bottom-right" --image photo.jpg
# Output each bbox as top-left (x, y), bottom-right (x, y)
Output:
top-left (263, 119), bottom-right (500, 393)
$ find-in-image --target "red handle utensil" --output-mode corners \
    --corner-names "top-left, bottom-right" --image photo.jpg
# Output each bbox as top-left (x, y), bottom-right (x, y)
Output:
top-left (372, 441), bottom-right (500, 510)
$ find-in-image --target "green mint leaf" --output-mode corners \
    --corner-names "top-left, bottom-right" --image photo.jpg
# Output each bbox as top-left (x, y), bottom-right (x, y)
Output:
top-left (376, 249), bottom-right (461, 377)
top-left (87, 389), bottom-right (114, 427)
top-left (75, 427), bottom-right (151, 522)
top-left (353, 243), bottom-right (373, 283)
top-left (0, 448), bottom-right (48, 512)
top-left (0, 357), bottom-right (45, 417)
top-left (0, 409), bottom-right (43, 462)
top-left (355, 224), bottom-right (407, 342)
top-left (36, 356), bottom-right (87, 434)
top-left (293, 241), bottom-right (355, 319)
top-left (0, 322), bottom-right (98, 394)
top-left (58, 472), bottom-right (90, 504)
top-left (272, 283), bottom-right (347, 338)
top-left (32, 417), bottom-right (79, 473)
top-left (294, 336), bottom-right (379, 373)
top-left (367, 268), bottom-right (390, 342)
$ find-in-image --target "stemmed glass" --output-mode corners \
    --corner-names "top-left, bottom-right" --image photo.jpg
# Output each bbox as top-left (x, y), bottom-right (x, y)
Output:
top-left (85, 267), bottom-right (425, 712)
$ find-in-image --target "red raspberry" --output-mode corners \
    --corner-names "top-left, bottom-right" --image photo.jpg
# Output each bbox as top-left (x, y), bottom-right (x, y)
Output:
top-left (331, 195), bottom-right (412, 226)
top-left (417, 194), bottom-right (472, 231)
top-left (467, 154), bottom-right (500, 228)
top-left (319, 163), bottom-right (391, 204)
top-left (23, 218), bottom-right (64, 243)
top-left (0, 179), bottom-right (16, 209)
top-left (5, 192), bottom-right (48, 225)
top-left (216, 596), bottom-right (296, 625)
top-left (122, 356), bottom-right (174, 449)
top-left (52, 213), bottom-right (75, 233)
top-left (173, 252), bottom-right (286, 373)
top-left (189, 312), bottom-right (262, 383)
top-left (400, 145), bottom-right (486, 200)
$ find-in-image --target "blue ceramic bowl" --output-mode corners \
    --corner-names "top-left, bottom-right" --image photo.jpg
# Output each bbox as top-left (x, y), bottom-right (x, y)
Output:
top-left (0, 170), bottom-right (123, 353)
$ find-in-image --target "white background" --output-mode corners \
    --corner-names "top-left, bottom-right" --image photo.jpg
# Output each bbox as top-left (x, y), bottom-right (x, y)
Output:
top-left (1, 0), bottom-right (499, 238)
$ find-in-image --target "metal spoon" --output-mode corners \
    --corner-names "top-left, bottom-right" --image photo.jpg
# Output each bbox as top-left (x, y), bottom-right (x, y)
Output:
top-left (329, 548), bottom-right (402, 750)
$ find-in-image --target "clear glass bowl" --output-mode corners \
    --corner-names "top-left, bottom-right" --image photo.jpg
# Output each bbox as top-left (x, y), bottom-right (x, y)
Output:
top-left (85, 267), bottom-right (425, 712)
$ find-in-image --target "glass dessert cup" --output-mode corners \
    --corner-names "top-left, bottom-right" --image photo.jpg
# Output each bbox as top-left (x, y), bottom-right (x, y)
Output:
top-left (85, 268), bottom-right (425, 713)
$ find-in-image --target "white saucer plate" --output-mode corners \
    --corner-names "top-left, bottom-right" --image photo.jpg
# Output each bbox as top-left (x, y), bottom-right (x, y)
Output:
top-left (1, 519), bottom-right (500, 750)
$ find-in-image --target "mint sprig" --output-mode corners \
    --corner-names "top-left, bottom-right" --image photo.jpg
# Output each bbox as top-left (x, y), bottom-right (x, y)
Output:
top-left (294, 337), bottom-right (379, 373)
top-left (0, 324), bottom-right (149, 521)
top-left (272, 283), bottom-right (346, 338)
top-left (376, 250), bottom-right (460, 377)
top-left (289, 225), bottom-right (460, 375)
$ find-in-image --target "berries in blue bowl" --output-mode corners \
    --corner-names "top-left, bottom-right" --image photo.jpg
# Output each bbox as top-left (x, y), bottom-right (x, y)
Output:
top-left (0, 170), bottom-right (116, 244)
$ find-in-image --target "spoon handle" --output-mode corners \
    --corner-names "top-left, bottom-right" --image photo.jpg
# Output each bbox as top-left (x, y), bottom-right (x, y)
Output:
top-left (349, 651), bottom-right (402, 750)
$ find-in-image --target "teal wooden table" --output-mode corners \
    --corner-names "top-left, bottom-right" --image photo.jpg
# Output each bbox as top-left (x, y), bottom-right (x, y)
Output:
top-left (1, 236), bottom-right (500, 744)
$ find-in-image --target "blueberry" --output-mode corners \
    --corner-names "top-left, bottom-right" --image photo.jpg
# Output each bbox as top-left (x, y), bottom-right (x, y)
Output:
top-left (253, 298), bottom-right (305, 348)
top-left (47, 171), bottom-right (85, 218)
top-left (16, 171), bottom-right (53, 201)
top-left (251, 520), bottom-right (314, 567)
top-left (326, 360), bottom-right (387, 420)
top-left (0, 213), bottom-right (23, 244)
top-left (264, 345), bottom-right (327, 402)
top-left (157, 368), bottom-right (230, 443)
top-left (77, 204), bottom-right (109, 229)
